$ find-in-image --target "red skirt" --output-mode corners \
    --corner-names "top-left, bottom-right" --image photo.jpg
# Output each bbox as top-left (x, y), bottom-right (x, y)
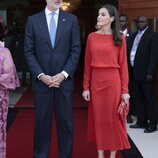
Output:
top-left (87, 67), bottom-right (130, 150)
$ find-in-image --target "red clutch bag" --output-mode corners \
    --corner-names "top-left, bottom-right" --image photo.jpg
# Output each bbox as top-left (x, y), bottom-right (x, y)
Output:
top-left (118, 101), bottom-right (129, 120)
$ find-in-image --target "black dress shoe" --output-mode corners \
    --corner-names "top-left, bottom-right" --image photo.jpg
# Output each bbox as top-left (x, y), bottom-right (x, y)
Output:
top-left (130, 123), bottom-right (147, 129)
top-left (126, 115), bottom-right (133, 123)
top-left (144, 127), bottom-right (157, 133)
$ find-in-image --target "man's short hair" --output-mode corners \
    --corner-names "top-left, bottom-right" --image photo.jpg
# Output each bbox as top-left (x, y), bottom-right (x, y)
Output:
top-left (119, 14), bottom-right (128, 21)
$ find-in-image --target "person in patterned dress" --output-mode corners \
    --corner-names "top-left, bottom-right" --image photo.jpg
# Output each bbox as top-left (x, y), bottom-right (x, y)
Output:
top-left (0, 19), bottom-right (20, 158)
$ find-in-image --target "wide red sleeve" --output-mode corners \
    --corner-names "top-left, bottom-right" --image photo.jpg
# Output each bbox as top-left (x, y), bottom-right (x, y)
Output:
top-left (83, 35), bottom-right (92, 91)
top-left (118, 36), bottom-right (129, 93)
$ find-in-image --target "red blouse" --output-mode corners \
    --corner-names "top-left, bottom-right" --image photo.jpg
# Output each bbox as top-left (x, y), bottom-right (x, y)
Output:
top-left (83, 32), bottom-right (129, 93)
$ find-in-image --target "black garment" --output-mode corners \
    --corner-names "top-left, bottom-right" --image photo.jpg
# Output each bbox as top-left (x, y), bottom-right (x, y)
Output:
top-left (128, 29), bottom-right (158, 80)
top-left (127, 28), bottom-right (158, 127)
top-left (125, 30), bottom-right (135, 116)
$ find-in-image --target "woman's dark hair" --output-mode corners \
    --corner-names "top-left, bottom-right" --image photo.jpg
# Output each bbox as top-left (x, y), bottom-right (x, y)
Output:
top-left (0, 21), bottom-right (6, 41)
top-left (100, 4), bottom-right (122, 46)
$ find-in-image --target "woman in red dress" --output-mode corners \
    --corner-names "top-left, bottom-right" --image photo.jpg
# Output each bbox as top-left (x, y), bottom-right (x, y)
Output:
top-left (82, 4), bottom-right (131, 158)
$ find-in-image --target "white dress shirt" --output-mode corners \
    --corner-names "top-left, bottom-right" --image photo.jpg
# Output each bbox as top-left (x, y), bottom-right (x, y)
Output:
top-left (0, 41), bottom-right (4, 47)
top-left (121, 28), bottom-right (128, 36)
top-left (45, 7), bottom-right (59, 34)
top-left (130, 27), bottom-right (148, 67)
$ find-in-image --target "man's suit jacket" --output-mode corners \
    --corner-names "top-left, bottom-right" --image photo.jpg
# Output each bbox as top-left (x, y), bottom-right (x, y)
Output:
top-left (125, 30), bottom-right (133, 80)
top-left (126, 30), bottom-right (133, 49)
top-left (127, 28), bottom-right (158, 81)
top-left (24, 9), bottom-right (81, 92)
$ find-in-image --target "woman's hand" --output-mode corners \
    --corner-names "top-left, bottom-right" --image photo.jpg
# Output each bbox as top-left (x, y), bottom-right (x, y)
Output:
top-left (82, 90), bottom-right (90, 101)
top-left (121, 93), bottom-right (130, 105)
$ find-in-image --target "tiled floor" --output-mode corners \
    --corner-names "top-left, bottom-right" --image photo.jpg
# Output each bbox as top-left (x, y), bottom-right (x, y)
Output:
top-left (9, 86), bottom-right (27, 107)
top-left (127, 117), bottom-right (158, 158)
top-left (9, 86), bottom-right (158, 158)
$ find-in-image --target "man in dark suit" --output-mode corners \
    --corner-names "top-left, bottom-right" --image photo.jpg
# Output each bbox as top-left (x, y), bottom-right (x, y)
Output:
top-left (128, 16), bottom-right (158, 133)
top-left (24, 0), bottom-right (81, 157)
top-left (119, 14), bottom-right (134, 123)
